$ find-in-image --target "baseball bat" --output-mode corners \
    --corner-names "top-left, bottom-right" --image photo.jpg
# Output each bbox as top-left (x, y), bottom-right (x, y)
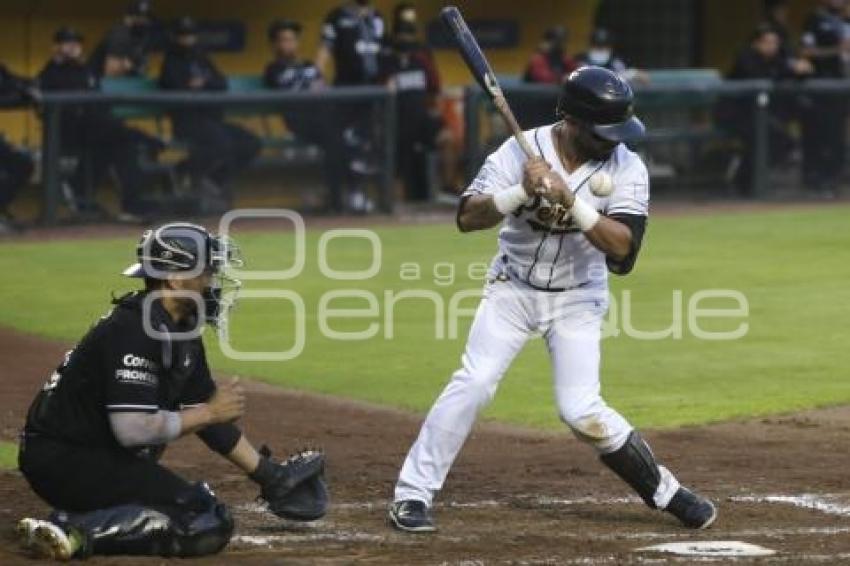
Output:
top-left (440, 6), bottom-right (536, 159)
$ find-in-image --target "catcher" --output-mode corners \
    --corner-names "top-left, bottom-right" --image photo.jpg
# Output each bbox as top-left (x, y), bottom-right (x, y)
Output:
top-left (16, 222), bottom-right (328, 560)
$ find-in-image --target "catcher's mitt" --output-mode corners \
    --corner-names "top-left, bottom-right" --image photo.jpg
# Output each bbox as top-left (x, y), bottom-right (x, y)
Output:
top-left (256, 445), bottom-right (329, 521)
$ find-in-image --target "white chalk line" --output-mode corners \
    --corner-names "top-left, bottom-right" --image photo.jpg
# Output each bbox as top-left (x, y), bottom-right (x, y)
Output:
top-left (230, 493), bottom-right (850, 554)
top-left (232, 532), bottom-right (384, 547)
top-left (228, 523), bottom-right (850, 549)
top-left (236, 495), bottom-right (641, 515)
top-left (731, 493), bottom-right (850, 518)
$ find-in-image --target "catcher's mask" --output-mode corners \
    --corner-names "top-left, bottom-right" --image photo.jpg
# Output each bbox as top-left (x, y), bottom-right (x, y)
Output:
top-left (122, 222), bottom-right (243, 331)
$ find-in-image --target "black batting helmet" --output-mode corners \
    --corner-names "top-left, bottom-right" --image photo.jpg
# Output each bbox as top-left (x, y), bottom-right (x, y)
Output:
top-left (556, 66), bottom-right (645, 143)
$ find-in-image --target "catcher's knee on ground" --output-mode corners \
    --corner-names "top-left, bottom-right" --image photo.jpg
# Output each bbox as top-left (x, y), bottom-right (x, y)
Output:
top-left (556, 392), bottom-right (632, 453)
top-left (52, 482), bottom-right (233, 558)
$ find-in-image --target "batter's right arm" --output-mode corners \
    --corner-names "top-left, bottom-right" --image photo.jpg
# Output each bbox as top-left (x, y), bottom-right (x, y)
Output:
top-left (458, 157), bottom-right (548, 232)
top-left (456, 195), bottom-right (503, 232)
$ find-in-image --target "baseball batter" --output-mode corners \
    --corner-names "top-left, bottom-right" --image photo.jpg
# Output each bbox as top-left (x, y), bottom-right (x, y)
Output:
top-left (389, 67), bottom-right (717, 532)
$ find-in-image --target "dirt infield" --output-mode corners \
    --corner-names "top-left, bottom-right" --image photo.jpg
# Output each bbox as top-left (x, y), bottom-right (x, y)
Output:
top-left (1, 326), bottom-right (850, 564)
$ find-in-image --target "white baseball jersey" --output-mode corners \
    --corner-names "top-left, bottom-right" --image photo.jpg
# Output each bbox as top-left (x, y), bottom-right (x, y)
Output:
top-left (394, 123), bottom-right (683, 511)
top-left (463, 123), bottom-right (650, 291)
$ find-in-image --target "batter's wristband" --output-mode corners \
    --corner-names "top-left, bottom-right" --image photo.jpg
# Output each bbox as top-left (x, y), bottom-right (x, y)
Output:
top-left (570, 197), bottom-right (601, 231)
top-left (492, 184), bottom-right (529, 215)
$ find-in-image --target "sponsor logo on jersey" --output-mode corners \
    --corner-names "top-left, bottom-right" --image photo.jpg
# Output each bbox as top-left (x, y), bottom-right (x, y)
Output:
top-left (117, 354), bottom-right (159, 387)
top-left (115, 368), bottom-right (158, 387)
top-left (122, 354), bottom-right (159, 371)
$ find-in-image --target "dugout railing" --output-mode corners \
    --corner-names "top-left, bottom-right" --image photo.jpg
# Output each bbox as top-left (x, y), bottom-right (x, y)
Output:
top-left (38, 87), bottom-right (397, 222)
top-left (462, 78), bottom-right (850, 198)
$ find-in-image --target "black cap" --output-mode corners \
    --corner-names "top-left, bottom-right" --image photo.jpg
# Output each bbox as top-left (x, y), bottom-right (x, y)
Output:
top-left (127, 0), bottom-right (152, 17)
top-left (54, 26), bottom-right (83, 44)
top-left (544, 25), bottom-right (568, 43)
top-left (557, 66), bottom-right (645, 143)
top-left (267, 19), bottom-right (303, 41)
top-left (589, 28), bottom-right (613, 47)
top-left (174, 16), bottom-right (198, 36)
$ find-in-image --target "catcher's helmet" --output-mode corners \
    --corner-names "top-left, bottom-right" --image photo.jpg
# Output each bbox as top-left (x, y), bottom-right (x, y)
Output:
top-left (556, 66), bottom-right (645, 143)
top-left (123, 222), bottom-right (243, 328)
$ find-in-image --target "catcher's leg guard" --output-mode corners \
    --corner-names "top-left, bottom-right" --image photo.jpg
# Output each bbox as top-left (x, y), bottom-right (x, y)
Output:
top-left (52, 483), bottom-right (233, 558)
top-left (599, 430), bottom-right (679, 509)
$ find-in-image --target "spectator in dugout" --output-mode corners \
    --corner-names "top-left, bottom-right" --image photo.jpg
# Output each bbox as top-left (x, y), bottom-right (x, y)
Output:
top-left (0, 64), bottom-right (36, 234)
top-left (575, 28), bottom-right (649, 84)
top-left (38, 27), bottom-right (164, 220)
top-left (89, 0), bottom-right (161, 79)
top-left (763, 0), bottom-right (794, 61)
top-left (719, 24), bottom-right (813, 194)
top-left (317, 0), bottom-right (385, 86)
top-left (316, 0), bottom-right (386, 212)
top-left (520, 26), bottom-right (579, 128)
top-left (523, 26), bottom-right (578, 85)
top-left (380, 3), bottom-right (455, 201)
top-left (799, 0), bottom-right (848, 194)
top-left (159, 17), bottom-right (261, 214)
top-left (263, 19), bottom-right (348, 212)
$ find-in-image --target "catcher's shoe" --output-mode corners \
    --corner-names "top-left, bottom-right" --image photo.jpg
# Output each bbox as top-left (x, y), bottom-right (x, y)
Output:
top-left (16, 518), bottom-right (80, 560)
top-left (388, 500), bottom-right (436, 533)
top-left (665, 487), bottom-right (717, 529)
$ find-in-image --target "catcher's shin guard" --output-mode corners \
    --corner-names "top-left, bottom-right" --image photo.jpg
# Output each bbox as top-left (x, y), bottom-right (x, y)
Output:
top-left (599, 430), bottom-right (668, 509)
top-left (52, 483), bottom-right (233, 558)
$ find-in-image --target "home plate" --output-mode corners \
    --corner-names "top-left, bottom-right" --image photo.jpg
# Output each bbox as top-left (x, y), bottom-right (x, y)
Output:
top-left (638, 541), bottom-right (776, 557)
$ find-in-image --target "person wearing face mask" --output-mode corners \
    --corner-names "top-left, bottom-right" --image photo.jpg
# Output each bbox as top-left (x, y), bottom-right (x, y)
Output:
top-left (575, 28), bottom-right (648, 85)
top-left (380, 3), bottom-right (449, 201)
top-left (719, 25), bottom-right (813, 194)
top-left (159, 17), bottom-right (261, 213)
top-left (521, 26), bottom-right (580, 128)
top-left (38, 27), bottom-right (164, 219)
top-left (524, 26), bottom-right (578, 85)
top-left (316, 0), bottom-right (388, 212)
top-left (576, 29), bottom-right (626, 73)
top-left (263, 19), bottom-right (348, 211)
top-left (317, 0), bottom-right (386, 86)
top-left (89, 0), bottom-right (161, 79)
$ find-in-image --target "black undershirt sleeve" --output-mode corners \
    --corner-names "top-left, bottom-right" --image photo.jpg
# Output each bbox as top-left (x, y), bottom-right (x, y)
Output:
top-left (606, 213), bottom-right (647, 276)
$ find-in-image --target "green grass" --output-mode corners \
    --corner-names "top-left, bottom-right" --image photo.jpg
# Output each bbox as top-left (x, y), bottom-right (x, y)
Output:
top-left (0, 441), bottom-right (17, 470)
top-left (1, 206), bottom-right (849, 429)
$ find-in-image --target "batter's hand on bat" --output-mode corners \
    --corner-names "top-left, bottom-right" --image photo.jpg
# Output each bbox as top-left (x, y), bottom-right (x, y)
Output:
top-left (540, 170), bottom-right (574, 208)
top-left (522, 157), bottom-right (551, 197)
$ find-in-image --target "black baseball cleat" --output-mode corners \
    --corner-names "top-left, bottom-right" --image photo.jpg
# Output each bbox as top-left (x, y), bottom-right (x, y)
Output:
top-left (665, 487), bottom-right (717, 529)
top-left (388, 500), bottom-right (436, 533)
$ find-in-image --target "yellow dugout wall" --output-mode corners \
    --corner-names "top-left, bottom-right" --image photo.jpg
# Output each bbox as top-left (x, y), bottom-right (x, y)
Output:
top-left (0, 0), bottom-right (598, 145)
top-left (0, 0), bottom-right (825, 145)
